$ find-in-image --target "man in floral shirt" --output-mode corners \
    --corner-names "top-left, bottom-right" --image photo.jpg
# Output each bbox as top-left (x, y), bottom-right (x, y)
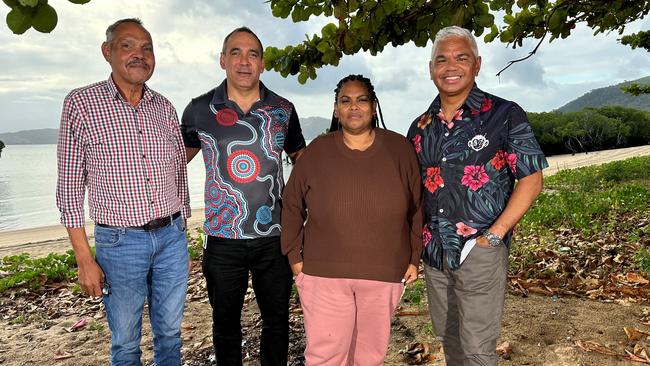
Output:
top-left (407, 26), bottom-right (548, 365)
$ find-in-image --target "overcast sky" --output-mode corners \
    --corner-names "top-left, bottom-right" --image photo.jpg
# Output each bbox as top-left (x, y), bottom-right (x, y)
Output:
top-left (1, 0), bottom-right (649, 135)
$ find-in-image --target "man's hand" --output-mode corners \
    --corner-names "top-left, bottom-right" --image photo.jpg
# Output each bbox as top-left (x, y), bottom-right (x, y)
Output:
top-left (402, 264), bottom-right (418, 285)
top-left (475, 235), bottom-right (491, 248)
top-left (290, 262), bottom-right (303, 276)
top-left (77, 258), bottom-right (105, 297)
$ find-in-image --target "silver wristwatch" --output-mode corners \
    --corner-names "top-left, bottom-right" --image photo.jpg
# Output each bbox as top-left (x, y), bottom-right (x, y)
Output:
top-left (483, 230), bottom-right (504, 247)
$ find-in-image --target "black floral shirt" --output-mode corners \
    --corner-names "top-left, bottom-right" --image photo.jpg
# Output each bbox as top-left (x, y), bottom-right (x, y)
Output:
top-left (407, 85), bottom-right (548, 270)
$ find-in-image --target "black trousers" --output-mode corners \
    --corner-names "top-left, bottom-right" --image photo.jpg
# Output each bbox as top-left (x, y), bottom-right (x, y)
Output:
top-left (202, 235), bottom-right (293, 366)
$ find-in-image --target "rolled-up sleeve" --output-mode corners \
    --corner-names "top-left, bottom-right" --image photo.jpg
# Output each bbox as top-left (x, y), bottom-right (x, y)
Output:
top-left (56, 95), bottom-right (87, 228)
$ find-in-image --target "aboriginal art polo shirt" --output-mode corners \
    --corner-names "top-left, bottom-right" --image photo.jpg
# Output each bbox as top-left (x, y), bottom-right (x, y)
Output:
top-left (181, 80), bottom-right (306, 239)
top-left (407, 84), bottom-right (548, 271)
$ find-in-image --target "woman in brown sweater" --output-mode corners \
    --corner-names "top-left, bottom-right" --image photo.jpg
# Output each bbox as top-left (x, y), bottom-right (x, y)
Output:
top-left (281, 74), bottom-right (423, 365)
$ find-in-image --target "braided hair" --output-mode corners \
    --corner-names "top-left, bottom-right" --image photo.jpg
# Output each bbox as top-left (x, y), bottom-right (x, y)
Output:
top-left (329, 74), bottom-right (387, 132)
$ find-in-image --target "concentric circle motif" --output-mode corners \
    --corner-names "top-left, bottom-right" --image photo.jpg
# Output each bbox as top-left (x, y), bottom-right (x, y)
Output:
top-left (227, 150), bottom-right (260, 184)
top-left (274, 132), bottom-right (285, 148)
top-left (215, 108), bottom-right (238, 126)
top-left (256, 205), bottom-right (273, 225)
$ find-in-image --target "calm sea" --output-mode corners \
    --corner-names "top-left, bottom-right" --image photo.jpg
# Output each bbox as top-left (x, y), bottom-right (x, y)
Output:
top-left (0, 144), bottom-right (295, 231)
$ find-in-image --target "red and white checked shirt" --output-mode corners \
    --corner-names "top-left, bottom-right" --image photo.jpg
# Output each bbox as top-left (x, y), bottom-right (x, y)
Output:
top-left (56, 77), bottom-right (190, 228)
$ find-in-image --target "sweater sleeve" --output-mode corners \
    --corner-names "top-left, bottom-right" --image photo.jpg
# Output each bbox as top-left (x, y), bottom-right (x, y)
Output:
top-left (405, 144), bottom-right (423, 266)
top-left (281, 155), bottom-right (309, 265)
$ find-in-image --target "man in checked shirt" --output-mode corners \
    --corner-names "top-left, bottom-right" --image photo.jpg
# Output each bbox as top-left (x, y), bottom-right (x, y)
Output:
top-left (56, 18), bottom-right (190, 365)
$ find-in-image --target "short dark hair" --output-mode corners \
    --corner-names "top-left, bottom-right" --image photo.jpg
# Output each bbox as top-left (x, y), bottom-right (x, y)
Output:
top-left (221, 26), bottom-right (264, 58)
top-left (105, 18), bottom-right (148, 45)
top-left (329, 74), bottom-right (386, 132)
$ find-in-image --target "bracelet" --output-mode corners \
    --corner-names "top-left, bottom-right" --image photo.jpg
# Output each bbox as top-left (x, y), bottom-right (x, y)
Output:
top-left (483, 230), bottom-right (504, 247)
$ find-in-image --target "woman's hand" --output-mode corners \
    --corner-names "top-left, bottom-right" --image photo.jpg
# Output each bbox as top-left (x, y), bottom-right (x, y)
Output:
top-left (402, 264), bottom-right (418, 285)
top-left (291, 262), bottom-right (304, 276)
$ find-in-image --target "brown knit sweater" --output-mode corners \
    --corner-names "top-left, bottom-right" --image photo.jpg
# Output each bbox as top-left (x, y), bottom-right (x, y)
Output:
top-left (281, 129), bottom-right (423, 283)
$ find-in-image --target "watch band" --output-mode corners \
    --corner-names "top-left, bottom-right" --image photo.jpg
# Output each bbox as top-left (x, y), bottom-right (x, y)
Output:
top-left (483, 230), bottom-right (504, 247)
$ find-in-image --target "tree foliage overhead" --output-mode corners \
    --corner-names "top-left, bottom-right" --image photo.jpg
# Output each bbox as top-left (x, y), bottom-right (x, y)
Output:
top-left (263, 0), bottom-right (649, 83)
top-left (3, 0), bottom-right (90, 35)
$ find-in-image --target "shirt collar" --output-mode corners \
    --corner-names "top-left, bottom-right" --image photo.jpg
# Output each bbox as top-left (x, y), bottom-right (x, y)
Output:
top-left (428, 84), bottom-right (485, 114)
top-left (106, 75), bottom-right (154, 103)
top-left (210, 79), bottom-right (270, 106)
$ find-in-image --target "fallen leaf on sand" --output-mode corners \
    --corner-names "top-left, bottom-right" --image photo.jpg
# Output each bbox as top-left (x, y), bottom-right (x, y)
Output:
top-left (625, 327), bottom-right (650, 342)
top-left (626, 273), bottom-right (650, 285)
top-left (496, 341), bottom-right (513, 356)
top-left (575, 340), bottom-right (618, 356)
top-left (54, 350), bottom-right (73, 360)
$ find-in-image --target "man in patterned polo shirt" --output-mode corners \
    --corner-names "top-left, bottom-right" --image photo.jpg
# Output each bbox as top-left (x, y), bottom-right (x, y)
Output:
top-left (181, 27), bottom-right (305, 365)
top-left (407, 26), bottom-right (548, 365)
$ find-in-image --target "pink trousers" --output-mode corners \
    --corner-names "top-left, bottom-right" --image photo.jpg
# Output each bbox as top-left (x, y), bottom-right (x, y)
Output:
top-left (295, 273), bottom-right (403, 366)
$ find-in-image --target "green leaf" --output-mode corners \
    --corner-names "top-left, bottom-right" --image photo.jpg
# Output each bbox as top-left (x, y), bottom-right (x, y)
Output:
top-left (3, 0), bottom-right (19, 7)
top-left (31, 3), bottom-right (56, 33)
top-left (6, 7), bottom-right (31, 34)
top-left (18, 0), bottom-right (37, 7)
top-left (298, 71), bottom-right (308, 84)
top-left (67, 0), bottom-right (90, 4)
top-left (475, 13), bottom-right (495, 28)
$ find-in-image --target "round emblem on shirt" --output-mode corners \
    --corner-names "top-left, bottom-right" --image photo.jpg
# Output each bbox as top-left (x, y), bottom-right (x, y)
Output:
top-left (271, 108), bottom-right (289, 123)
top-left (256, 205), bottom-right (273, 225)
top-left (215, 108), bottom-right (238, 126)
top-left (227, 150), bottom-right (260, 184)
top-left (468, 134), bottom-right (489, 152)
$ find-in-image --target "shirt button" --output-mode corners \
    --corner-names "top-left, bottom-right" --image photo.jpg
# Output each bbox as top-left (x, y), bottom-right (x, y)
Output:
top-left (142, 154), bottom-right (146, 159)
top-left (439, 208), bottom-right (444, 213)
top-left (442, 157), bottom-right (447, 162)
top-left (444, 132), bottom-right (449, 137)
top-left (139, 130), bottom-right (143, 134)
top-left (440, 183), bottom-right (445, 188)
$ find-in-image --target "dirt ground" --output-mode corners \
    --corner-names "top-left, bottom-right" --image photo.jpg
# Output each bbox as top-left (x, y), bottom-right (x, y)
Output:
top-left (1, 145), bottom-right (649, 365)
top-left (1, 265), bottom-right (648, 365)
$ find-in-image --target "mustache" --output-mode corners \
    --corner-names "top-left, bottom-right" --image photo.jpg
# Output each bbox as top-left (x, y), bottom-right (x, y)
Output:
top-left (128, 58), bottom-right (149, 68)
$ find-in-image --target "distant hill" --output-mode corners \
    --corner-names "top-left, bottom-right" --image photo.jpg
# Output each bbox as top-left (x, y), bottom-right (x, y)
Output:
top-left (0, 128), bottom-right (59, 145)
top-left (0, 117), bottom-right (330, 145)
top-left (557, 76), bottom-right (650, 112)
top-left (300, 116), bottom-right (330, 140)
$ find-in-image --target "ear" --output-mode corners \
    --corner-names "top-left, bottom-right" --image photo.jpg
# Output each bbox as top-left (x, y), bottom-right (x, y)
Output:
top-left (333, 102), bottom-right (338, 118)
top-left (219, 53), bottom-right (226, 70)
top-left (260, 58), bottom-right (265, 74)
top-left (429, 60), bottom-right (434, 80)
top-left (475, 56), bottom-right (482, 76)
top-left (101, 42), bottom-right (111, 62)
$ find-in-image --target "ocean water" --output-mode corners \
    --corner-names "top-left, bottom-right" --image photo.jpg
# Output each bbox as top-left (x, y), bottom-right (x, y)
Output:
top-left (0, 144), bottom-right (295, 231)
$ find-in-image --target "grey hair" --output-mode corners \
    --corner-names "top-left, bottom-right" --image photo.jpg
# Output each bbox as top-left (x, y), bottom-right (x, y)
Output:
top-left (105, 18), bottom-right (146, 45)
top-left (431, 26), bottom-right (479, 59)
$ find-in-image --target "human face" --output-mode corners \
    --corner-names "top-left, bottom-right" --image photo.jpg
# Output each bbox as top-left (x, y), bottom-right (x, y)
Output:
top-left (220, 31), bottom-right (264, 92)
top-left (334, 80), bottom-right (376, 134)
top-left (429, 36), bottom-right (481, 100)
top-left (101, 22), bottom-right (155, 88)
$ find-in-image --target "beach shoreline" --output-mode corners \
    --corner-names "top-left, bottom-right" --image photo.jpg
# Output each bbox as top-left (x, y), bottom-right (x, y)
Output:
top-left (1, 145), bottom-right (649, 258)
top-left (0, 208), bottom-right (206, 258)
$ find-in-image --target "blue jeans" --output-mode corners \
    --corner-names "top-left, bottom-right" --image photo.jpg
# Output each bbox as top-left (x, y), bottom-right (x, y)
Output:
top-left (94, 215), bottom-right (189, 366)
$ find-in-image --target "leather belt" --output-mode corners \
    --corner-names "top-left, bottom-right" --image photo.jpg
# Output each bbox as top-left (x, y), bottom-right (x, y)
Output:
top-left (97, 212), bottom-right (181, 231)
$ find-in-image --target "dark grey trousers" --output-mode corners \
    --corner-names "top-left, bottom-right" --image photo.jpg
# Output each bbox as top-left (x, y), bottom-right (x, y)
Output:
top-left (424, 245), bottom-right (508, 366)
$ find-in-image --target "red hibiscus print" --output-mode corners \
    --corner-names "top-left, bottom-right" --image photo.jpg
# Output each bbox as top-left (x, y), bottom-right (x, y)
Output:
top-left (455, 222), bottom-right (477, 237)
top-left (507, 153), bottom-right (517, 173)
top-left (424, 167), bottom-right (444, 193)
top-left (216, 108), bottom-right (238, 126)
top-left (412, 134), bottom-right (422, 154)
top-left (480, 98), bottom-right (492, 112)
top-left (417, 113), bottom-right (433, 129)
top-left (423, 225), bottom-right (432, 247)
top-left (461, 165), bottom-right (489, 191)
top-left (490, 150), bottom-right (508, 170)
top-left (437, 109), bottom-right (463, 129)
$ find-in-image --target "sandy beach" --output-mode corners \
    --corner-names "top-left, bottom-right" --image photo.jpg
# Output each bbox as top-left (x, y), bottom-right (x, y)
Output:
top-left (1, 145), bottom-right (649, 258)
